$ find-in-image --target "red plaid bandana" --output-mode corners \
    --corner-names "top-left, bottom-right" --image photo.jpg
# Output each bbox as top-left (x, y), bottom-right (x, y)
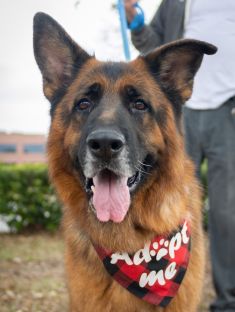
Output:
top-left (94, 220), bottom-right (191, 307)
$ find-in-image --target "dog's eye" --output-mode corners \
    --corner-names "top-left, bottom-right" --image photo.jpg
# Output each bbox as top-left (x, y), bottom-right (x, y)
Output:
top-left (75, 99), bottom-right (92, 111)
top-left (132, 100), bottom-right (148, 112)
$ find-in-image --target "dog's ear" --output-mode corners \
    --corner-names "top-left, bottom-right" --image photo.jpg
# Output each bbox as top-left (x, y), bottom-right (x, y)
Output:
top-left (33, 12), bottom-right (91, 101)
top-left (142, 39), bottom-right (217, 103)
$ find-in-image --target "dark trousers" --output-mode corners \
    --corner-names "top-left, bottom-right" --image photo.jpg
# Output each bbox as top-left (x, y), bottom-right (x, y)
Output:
top-left (183, 97), bottom-right (235, 312)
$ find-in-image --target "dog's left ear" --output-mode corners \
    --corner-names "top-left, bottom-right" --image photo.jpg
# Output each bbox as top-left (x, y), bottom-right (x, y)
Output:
top-left (142, 39), bottom-right (217, 102)
top-left (33, 12), bottom-right (91, 101)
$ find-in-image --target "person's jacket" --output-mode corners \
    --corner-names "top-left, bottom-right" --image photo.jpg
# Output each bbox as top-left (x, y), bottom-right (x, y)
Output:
top-left (131, 0), bottom-right (186, 54)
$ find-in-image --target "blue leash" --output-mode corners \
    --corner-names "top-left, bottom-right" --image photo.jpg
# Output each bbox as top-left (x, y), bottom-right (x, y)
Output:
top-left (117, 1), bottom-right (144, 61)
top-left (117, 0), bottom-right (131, 61)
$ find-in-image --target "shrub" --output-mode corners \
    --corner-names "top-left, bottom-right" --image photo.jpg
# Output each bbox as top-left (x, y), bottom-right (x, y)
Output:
top-left (0, 162), bottom-right (209, 233)
top-left (0, 163), bottom-right (61, 232)
top-left (200, 160), bottom-right (209, 229)
top-left (200, 160), bottom-right (208, 198)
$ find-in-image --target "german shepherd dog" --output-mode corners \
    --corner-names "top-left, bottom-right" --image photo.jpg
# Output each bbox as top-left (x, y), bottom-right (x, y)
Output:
top-left (33, 13), bottom-right (216, 312)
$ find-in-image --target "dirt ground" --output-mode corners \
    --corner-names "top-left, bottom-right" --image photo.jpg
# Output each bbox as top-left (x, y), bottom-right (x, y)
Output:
top-left (0, 233), bottom-right (215, 312)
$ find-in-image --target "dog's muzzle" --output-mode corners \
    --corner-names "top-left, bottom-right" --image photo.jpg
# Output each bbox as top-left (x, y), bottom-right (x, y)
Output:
top-left (81, 127), bottom-right (152, 223)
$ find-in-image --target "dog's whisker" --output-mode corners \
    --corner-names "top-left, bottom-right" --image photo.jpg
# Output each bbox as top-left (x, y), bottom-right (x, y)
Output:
top-left (137, 160), bottom-right (152, 168)
top-left (136, 160), bottom-right (153, 176)
top-left (135, 164), bottom-right (147, 174)
top-left (135, 165), bottom-right (152, 176)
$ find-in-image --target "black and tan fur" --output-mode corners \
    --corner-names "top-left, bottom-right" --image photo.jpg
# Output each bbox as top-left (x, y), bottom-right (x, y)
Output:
top-left (33, 12), bottom-right (217, 312)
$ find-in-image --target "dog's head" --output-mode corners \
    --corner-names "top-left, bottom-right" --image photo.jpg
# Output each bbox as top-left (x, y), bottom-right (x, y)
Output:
top-left (33, 13), bottom-right (216, 234)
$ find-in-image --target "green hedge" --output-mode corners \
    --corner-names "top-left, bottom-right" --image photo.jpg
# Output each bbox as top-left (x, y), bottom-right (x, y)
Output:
top-left (200, 160), bottom-right (209, 229)
top-left (200, 160), bottom-right (208, 198)
top-left (0, 162), bottom-right (208, 233)
top-left (0, 163), bottom-right (61, 232)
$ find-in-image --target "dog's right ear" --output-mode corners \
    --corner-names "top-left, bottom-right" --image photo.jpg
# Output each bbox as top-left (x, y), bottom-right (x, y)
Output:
top-left (33, 12), bottom-right (91, 101)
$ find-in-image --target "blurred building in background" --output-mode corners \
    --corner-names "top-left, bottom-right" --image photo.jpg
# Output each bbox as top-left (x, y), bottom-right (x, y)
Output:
top-left (0, 132), bottom-right (46, 163)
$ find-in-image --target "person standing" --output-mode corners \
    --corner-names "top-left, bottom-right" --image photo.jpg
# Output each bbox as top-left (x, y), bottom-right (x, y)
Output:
top-left (124, 1), bottom-right (235, 311)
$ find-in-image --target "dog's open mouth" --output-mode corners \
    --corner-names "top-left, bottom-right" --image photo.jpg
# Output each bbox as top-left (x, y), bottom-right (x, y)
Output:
top-left (85, 169), bottom-right (141, 223)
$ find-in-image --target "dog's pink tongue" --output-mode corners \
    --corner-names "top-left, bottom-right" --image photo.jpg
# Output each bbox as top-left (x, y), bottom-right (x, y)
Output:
top-left (93, 173), bottom-right (130, 223)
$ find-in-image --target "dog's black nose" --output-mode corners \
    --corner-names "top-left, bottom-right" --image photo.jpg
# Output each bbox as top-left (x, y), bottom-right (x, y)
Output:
top-left (86, 129), bottom-right (125, 159)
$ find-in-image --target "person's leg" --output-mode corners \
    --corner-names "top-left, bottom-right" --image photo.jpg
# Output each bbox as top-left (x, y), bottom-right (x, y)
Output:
top-left (204, 98), bottom-right (235, 312)
top-left (183, 106), bottom-right (204, 179)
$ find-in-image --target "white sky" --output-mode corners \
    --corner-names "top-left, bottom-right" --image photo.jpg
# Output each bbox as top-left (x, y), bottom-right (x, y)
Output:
top-left (0, 0), bottom-right (160, 134)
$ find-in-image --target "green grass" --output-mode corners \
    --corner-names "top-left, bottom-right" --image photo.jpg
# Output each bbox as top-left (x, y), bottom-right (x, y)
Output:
top-left (0, 233), bottom-right (64, 261)
top-left (0, 233), bottom-right (68, 312)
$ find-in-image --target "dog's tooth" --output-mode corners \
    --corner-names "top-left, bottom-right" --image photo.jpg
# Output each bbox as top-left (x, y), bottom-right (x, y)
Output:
top-left (91, 185), bottom-right (95, 193)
